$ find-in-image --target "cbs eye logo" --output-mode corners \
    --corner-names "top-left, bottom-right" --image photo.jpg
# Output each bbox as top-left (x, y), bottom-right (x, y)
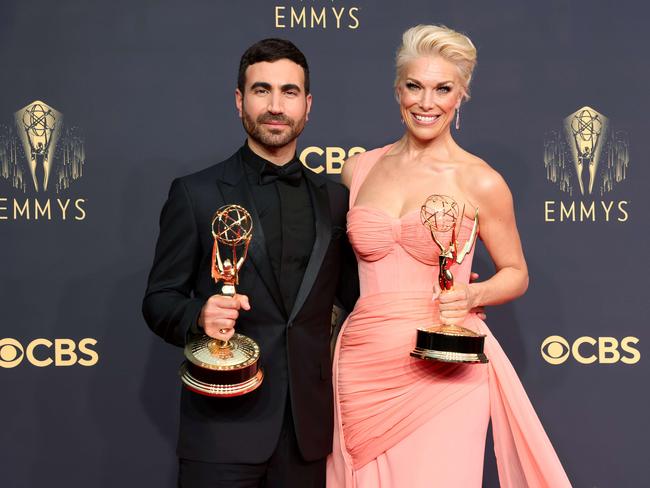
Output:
top-left (541, 335), bottom-right (640, 365)
top-left (0, 338), bottom-right (99, 368)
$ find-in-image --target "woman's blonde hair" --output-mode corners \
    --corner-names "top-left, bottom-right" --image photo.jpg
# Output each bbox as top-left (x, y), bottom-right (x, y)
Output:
top-left (395, 25), bottom-right (477, 100)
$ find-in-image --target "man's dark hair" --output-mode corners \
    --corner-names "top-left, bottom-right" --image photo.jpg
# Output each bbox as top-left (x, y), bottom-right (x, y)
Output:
top-left (238, 38), bottom-right (310, 94)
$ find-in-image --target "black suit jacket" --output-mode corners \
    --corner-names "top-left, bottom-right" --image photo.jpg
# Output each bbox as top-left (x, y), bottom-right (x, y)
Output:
top-left (142, 149), bottom-right (359, 463)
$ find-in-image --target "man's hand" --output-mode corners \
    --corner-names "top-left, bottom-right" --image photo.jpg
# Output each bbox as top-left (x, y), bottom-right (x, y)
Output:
top-left (198, 294), bottom-right (251, 341)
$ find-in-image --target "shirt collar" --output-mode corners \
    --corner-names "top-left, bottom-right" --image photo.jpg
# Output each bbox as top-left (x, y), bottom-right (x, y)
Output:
top-left (240, 141), bottom-right (302, 185)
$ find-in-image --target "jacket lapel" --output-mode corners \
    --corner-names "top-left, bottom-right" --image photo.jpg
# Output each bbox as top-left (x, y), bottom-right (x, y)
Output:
top-left (215, 153), bottom-right (287, 316)
top-left (288, 171), bottom-right (331, 324)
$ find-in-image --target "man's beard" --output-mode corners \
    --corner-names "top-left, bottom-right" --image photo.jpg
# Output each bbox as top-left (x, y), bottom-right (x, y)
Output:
top-left (242, 110), bottom-right (306, 149)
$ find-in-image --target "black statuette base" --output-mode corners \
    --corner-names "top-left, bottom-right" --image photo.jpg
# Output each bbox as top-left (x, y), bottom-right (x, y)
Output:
top-left (411, 328), bottom-right (488, 364)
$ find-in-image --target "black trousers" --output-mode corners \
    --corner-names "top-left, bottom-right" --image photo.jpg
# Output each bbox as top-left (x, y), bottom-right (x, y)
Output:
top-left (178, 402), bottom-right (326, 488)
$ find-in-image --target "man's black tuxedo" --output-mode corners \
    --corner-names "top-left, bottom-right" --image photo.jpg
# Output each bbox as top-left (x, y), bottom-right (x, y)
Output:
top-left (142, 148), bottom-right (358, 464)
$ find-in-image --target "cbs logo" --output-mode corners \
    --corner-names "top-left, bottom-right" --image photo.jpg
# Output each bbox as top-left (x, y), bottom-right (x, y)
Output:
top-left (0, 338), bottom-right (99, 368)
top-left (541, 335), bottom-right (640, 365)
top-left (299, 146), bottom-right (366, 174)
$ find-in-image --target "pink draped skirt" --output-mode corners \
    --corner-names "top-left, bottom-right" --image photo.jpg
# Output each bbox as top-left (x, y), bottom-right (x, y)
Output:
top-left (327, 291), bottom-right (571, 488)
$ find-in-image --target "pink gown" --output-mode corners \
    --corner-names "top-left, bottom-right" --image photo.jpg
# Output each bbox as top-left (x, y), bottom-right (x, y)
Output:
top-left (326, 145), bottom-right (571, 487)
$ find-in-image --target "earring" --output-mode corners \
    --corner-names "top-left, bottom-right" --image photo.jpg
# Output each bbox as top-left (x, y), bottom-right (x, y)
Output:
top-left (455, 107), bottom-right (460, 130)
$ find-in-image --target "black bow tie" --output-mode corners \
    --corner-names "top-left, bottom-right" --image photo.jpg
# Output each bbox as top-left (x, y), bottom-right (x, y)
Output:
top-left (259, 160), bottom-right (303, 186)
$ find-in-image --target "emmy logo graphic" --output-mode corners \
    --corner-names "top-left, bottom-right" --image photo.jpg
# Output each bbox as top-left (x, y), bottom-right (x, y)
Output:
top-left (1, 100), bottom-right (84, 194)
top-left (543, 107), bottom-right (630, 223)
top-left (544, 106), bottom-right (629, 197)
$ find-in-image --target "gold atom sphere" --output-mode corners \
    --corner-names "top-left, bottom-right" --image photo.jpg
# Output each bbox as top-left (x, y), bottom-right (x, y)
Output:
top-left (420, 195), bottom-right (459, 232)
top-left (211, 204), bottom-right (253, 245)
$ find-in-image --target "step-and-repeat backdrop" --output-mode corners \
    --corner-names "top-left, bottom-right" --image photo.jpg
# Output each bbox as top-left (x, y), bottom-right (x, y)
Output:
top-left (1, 1), bottom-right (647, 486)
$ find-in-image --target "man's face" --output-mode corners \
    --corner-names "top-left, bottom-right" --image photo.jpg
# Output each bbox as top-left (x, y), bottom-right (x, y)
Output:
top-left (236, 59), bottom-right (312, 149)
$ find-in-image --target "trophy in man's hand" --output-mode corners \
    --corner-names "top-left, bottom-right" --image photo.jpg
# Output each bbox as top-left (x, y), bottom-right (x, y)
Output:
top-left (180, 205), bottom-right (264, 397)
top-left (410, 195), bottom-right (488, 364)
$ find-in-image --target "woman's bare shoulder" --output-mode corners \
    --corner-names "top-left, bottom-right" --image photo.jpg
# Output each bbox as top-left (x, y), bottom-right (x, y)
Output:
top-left (460, 154), bottom-right (512, 206)
top-left (341, 152), bottom-right (362, 189)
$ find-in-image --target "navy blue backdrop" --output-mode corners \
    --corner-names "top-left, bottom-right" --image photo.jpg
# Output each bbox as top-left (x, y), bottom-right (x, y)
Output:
top-left (1, 1), bottom-right (647, 486)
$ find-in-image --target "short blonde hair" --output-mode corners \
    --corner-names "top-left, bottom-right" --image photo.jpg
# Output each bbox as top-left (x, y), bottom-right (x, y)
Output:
top-left (395, 25), bottom-right (477, 100)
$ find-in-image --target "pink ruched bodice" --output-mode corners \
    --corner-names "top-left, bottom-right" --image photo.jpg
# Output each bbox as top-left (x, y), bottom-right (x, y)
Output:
top-left (348, 205), bottom-right (476, 297)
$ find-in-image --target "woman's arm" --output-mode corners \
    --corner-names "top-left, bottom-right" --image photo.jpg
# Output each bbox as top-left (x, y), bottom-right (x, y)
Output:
top-left (438, 166), bottom-right (528, 325)
top-left (468, 168), bottom-right (528, 304)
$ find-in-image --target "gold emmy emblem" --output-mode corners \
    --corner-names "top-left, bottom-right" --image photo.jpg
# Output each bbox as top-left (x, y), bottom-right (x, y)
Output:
top-left (180, 205), bottom-right (264, 397)
top-left (410, 195), bottom-right (488, 364)
top-left (565, 107), bottom-right (608, 196)
top-left (15, 101), bottom-right (62, 192)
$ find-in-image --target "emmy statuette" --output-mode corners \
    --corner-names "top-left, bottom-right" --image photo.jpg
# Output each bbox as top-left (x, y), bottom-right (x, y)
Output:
top-left (410, 195), bottom-right (488, 364)
top-left (180, 205), bottom-right (264, 397)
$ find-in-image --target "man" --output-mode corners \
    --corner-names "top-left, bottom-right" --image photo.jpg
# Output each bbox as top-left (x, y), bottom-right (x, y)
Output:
top-left (142, 38), bottom-right (358, 487)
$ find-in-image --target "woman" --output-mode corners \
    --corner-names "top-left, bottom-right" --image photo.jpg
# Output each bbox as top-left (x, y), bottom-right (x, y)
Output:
top-left (327, 25), bottom-right (570, 487)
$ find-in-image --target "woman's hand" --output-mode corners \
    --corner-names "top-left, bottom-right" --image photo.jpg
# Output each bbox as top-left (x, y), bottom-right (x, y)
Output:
top-left (432, 272), bottom-right (486, 322)
top-left (437, 282), bottom-right (477, 326)
top-left (469, 272), bottom-right (486, 320)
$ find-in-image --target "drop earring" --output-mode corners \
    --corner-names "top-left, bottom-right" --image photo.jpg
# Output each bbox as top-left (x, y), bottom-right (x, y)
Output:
top-left (455, 107), bottom-right (460, 130)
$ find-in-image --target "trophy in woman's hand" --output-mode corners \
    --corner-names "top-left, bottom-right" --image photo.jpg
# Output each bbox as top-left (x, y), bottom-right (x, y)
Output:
top-left (410, 195), bottom-right (488, 364)
top-left (180, 205), bottom-right (264, 397)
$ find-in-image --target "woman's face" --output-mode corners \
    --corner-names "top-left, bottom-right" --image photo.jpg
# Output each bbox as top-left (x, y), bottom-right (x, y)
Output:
top-left (396, 55), bottom-right (464, 142)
